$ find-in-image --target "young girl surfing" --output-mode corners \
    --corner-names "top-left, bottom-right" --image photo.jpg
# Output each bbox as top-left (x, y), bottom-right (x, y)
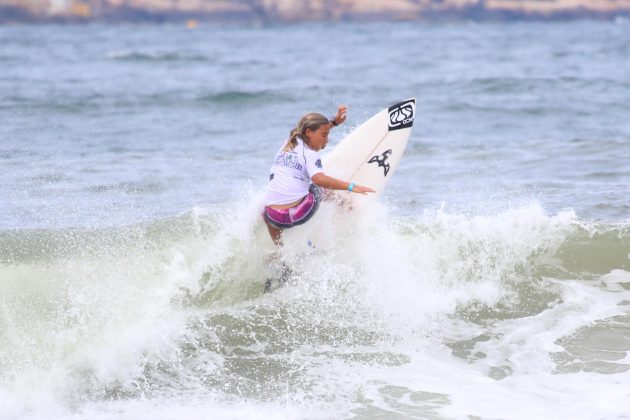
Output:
top-left (263, 105), bottom-right (375, 246)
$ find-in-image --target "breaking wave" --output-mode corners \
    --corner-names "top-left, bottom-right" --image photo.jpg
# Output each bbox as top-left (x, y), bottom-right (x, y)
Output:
top-left (1, 200), bottom-right (629, 419)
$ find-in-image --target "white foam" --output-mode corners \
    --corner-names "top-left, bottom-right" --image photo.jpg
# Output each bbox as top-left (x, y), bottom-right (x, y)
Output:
top-left (2, 200), bottom-right (629, 420)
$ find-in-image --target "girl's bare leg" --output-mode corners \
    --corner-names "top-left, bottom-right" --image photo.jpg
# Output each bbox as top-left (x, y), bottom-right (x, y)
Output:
top-left (266, 222), bottom-right (283, 247)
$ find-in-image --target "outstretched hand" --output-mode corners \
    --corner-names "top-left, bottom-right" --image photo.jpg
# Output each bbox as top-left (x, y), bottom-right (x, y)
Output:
top-left (331, 105), bottom-right (348, 126)
top-left (351, 184), bottom-right (375, 195)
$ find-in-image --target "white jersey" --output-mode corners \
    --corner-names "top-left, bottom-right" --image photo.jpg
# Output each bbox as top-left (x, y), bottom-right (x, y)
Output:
top-left (265, 138), bottom-right (324, 205)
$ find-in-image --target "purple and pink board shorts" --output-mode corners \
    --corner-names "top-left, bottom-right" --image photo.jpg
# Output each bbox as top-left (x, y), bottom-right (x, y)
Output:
top-left (264, 184), bottom-right (322, 229)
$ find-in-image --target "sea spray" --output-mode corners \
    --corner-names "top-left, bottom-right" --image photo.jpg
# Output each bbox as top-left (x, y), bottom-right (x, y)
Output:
top-left (2, 198), bottom-right (629, 419)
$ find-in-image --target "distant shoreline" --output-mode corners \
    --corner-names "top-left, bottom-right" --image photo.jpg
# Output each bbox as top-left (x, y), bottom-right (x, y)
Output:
top-left (2, 0), bottom-right (630, 25)
top-left (2, 13), bottom-right (629, 25)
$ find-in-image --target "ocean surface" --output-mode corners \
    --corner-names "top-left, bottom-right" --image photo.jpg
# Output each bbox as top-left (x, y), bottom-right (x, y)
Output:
top-left (1, 21), bottom-right (630, 419)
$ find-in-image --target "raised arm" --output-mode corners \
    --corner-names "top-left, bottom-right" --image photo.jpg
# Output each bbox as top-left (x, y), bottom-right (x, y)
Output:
top-left (329, 105), bottom-right (348, 127)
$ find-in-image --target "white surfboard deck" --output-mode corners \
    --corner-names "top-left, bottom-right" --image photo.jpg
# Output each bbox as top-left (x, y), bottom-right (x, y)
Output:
top-left (323, 98), bottom-right (416, 204)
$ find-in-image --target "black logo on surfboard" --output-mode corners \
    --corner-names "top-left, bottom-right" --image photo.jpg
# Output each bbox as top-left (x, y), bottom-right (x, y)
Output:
top-left (368, 149), bottom-right (392, 177)
top-left (388, 99), bottom-right (415, 131)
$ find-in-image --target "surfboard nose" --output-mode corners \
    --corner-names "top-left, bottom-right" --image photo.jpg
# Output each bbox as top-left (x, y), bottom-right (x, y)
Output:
top-left (323, 98), bottom-right (416, 199)
top-left (388, 98), bottom-right (416, 131)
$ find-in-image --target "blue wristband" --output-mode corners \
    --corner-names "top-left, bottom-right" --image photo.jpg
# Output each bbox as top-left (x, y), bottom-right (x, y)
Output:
top-left (348, 182), bottom-right (355, 192)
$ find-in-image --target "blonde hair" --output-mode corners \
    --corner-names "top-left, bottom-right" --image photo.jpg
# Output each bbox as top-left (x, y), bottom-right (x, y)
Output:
top-left (284, 112), bottom-right (330, 151)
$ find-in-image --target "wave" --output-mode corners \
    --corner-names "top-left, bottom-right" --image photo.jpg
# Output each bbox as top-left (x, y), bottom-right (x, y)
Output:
top-left (0, 93), bottom-right (106, 113)
top-left (2, 89), bottom-right (290, 112)
top-left (1, 202), bottom-right (629, 418)
top-left (1, 204), bottom-right (629, 310)
top-left (195, 89), bottom-right (291, 105)
top-left (106, 50), bottom-right (209, 62)
top-left (1, 203), bottom-right (627, 358)
top-left (1, 203), bottom-right (627, 272)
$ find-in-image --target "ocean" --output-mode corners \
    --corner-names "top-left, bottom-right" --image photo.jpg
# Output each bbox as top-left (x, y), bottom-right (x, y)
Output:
top-left (1, 21), bottom-right (629, 419)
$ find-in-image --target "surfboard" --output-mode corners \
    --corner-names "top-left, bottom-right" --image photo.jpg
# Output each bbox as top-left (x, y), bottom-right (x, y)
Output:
top-left (323, 98), bottom-right (416, 202)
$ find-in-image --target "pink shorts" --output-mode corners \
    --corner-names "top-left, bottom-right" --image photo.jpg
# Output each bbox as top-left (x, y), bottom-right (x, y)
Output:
top-left (263, 185), bottom-right (321, 229)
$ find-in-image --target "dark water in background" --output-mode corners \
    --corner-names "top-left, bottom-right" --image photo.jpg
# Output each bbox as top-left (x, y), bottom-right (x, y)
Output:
top-left (1, 21), bottom-right (630, 419)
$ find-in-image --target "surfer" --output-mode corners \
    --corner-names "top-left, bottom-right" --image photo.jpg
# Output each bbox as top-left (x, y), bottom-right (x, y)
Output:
top-left (263, 105), bottom-right (375, 246)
